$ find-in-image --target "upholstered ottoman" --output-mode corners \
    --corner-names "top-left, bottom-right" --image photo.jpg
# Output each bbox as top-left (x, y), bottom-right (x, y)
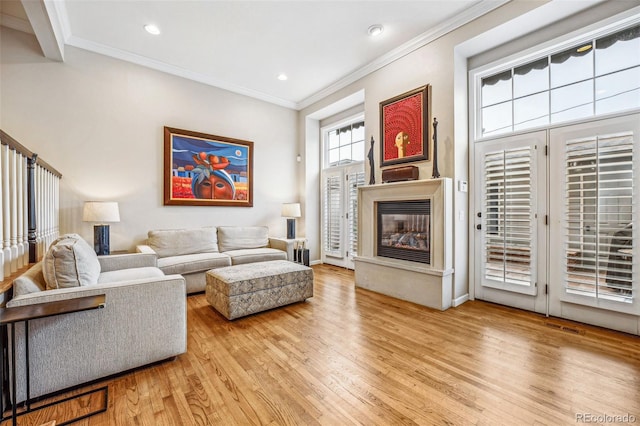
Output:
top-left (205, 260), bottom-right (313, 320)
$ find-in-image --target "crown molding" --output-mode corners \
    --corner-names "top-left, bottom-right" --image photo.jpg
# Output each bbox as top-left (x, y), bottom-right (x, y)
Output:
top-left (65, 35), bottom-right (298, 109)
top-left (46, 0), bottom-right (509, 111)
top-left (296, 0), bottom-right (510, 110)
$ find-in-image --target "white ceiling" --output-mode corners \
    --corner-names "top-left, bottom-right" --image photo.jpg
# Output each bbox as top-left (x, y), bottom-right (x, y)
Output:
top-left (1, 1), bottom-right (508, 110)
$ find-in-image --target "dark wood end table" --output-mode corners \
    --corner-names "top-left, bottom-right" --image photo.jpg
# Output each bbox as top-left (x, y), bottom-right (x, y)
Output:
top-left (0, 294), bottom-right (107, 426)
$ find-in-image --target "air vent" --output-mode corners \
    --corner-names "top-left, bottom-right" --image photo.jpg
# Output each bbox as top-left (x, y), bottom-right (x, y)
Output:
top-left (545, 322), bottom-right (585, 335)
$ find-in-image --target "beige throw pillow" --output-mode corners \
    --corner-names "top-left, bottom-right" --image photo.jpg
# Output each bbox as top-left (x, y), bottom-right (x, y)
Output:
top-left (43, 234), bottom-right (101, 290)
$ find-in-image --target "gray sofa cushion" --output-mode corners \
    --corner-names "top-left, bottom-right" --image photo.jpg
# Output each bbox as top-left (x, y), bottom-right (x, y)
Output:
top-left (147, 227), bottom-right (218, 258)
top-left (98, 267), bottom-right (165, 284)
top-left (157, 252), bottom-right (231, 275)
top-left (217, 226), bottom-right (269, 252)
top-left (42, 234), bottom-right (101, 290)
top-left (225, 248), bottom-right (287, 265)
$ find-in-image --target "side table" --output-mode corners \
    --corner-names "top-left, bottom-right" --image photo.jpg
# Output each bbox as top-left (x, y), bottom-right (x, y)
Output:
top-left (275, 237), bottom-right (308, 264)
top-left (0, 294), bottom-right (108, 426)
top-left (294, 248), bottom-right (310, 266)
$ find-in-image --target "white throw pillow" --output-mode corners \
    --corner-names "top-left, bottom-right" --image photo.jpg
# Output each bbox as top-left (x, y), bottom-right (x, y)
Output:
top-left (43, 234), bottom-right (101, 290)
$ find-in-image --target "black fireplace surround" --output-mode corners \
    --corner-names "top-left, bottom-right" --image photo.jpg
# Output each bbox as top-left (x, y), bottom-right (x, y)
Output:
top-left (377, 200), bottom-right (431, 264)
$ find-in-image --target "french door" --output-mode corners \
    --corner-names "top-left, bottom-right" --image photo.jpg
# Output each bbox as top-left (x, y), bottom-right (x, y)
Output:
top-left (321, 163), bottom-right (365, 269)
top-left (473, 131), bottom-right (548, 313)
top-left (548, 114), bottom-right (640, 328)
top-left (474, 114), bottom-right (640, 333)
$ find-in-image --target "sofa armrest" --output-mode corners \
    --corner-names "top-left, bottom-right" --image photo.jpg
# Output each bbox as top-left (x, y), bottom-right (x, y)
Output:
top-left (136, 244), bottom-right (157, 255)
top-left (269, 237), bottom-right (296, 261)
top-left (7, 274), bottom-right (185, 308)
top-left (7, 274), bottom-right (187, 401)
top-left (98, 253), bottom-right (157, 272)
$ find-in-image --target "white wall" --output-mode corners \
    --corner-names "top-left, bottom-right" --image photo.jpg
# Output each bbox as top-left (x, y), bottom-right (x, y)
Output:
top-left (297, 1), bottom-right (547, 301)
top-left (297, 0), bottom-right (640, 304)
top-left (1, 27), bottom-right (298, 251)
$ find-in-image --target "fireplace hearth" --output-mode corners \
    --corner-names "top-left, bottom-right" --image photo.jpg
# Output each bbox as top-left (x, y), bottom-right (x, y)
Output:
top-left (377, 200), bottom-right (430, 264)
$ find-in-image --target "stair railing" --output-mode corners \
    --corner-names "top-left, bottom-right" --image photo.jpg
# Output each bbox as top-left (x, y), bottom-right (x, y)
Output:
top-left (0, 130), bottom-right (61, 280)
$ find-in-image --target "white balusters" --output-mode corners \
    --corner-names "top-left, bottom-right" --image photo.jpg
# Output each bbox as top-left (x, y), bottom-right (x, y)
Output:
top-left (0, 133), bottom-right (61, 274)
top-left (9, 148), bottom-right (18, 273)
top-left (17, 153), bottom-right (26, 268)
top-left (35, 164), bottom-right (43, 259)
top-left (2, 144), bottom-right (10, 277)
top-left (29, 162), bottom-right (61, 259)
top-left (43, 168), bottom-right (55, 249)
top-left (21, 153), bottom-right (29, 266)
top-left (54, 169), bottom-right (59, 242)
top-left (0, 145), bottom-right (4, 281)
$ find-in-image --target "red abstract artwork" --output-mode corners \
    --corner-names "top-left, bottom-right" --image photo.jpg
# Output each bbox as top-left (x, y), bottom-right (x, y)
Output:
top-left (380, 85), bottom-right (431, 167)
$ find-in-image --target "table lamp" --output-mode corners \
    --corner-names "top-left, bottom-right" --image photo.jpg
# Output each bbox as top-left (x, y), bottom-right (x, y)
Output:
top-left (83, 201), bottom-right (120, 255)
top-left (281, 203), bottom-right (301, 239)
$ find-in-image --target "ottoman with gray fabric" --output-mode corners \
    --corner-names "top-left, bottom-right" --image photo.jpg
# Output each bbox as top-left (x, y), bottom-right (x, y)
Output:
top-left (205, 260), bottom-right (313, 320)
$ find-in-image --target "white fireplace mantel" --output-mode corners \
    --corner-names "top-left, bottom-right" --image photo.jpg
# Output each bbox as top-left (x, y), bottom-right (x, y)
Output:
top-left (354, 178), bottom-right (454, 310)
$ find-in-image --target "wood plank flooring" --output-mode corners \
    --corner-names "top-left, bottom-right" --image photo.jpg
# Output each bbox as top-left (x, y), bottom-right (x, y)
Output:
top-left (4, 264), bottom-right (640, 425)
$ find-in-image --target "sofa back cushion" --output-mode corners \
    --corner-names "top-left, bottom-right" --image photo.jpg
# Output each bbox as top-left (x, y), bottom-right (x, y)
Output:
top-left (217, 226), bottom-right (269, 252)
top-left (147, 227), bottom-right (218, 258)
top-left (42, 234), bottom-right (101, 290)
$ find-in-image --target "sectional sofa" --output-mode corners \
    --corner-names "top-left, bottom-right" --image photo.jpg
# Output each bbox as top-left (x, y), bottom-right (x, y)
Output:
top-left (8, 234), bottom-right (187, 402)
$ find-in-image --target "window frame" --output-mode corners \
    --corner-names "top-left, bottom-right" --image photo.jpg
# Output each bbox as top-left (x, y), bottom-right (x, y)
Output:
top-left (322, 114), bottom-right (366, 169)
top-left (471, 11), bottom-right (640, 142)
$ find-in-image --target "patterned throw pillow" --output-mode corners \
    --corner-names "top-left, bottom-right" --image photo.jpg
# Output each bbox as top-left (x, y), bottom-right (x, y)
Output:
top-left (42, 233), bottom-right (101, 290)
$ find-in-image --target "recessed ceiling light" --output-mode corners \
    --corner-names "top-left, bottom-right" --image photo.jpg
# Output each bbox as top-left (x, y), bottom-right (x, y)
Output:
top-left (368, 24), bottom-right (384, 37)
top-left (277, 73), bottom-right (288, 81)
top-left (144, 24), bottom-right (161, 35)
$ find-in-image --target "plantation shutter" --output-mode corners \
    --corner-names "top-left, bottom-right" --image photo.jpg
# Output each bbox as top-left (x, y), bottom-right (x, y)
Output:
top-left (482, 145), bottom-right (536, 294)
top-left (323, 173), bottom-right (343, 258)
top-left (347, 171), bottom-right (365, 259)
top-left (563, 132), bottom-right (634, 300)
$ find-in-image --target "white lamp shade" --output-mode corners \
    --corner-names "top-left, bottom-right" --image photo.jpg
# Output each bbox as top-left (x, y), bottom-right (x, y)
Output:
top-left (281, 203), bottom-right (301, 218)
top-left (83, 201), bottom-right (120, 223)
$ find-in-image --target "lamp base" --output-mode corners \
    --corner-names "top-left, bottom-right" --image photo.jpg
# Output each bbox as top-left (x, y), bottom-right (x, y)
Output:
top-left (286, 218), bottom-right (296, 239)
top-left (94, 225), bottom-right (110, 256)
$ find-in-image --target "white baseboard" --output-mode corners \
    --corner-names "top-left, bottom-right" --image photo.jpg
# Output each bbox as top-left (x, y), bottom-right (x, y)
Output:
top-left (310, 260), bottom-right (322, 266)
top-left (452, 294), bottom-right (469, 307)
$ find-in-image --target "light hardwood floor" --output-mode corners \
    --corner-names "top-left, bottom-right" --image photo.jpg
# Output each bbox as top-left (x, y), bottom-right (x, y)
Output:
top-left (4, 264), bottom-right (640, 425)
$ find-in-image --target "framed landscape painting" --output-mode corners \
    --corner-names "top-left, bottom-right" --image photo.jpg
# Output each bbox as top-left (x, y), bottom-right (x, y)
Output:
top-left (380, 85), bottom-right (431, 167)
top-left (164, 126), bottom-right (253, 206)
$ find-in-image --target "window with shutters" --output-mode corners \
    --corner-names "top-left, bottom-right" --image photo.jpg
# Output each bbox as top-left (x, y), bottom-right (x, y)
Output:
top-left (471, 10), bottom-right (640, 327)
top-left (347, 171), bottom-right (365, 259)
top-left (323, 173), bottom-right (342, 257)
top-left (481, 144), bottom-right (537, 294)
top-left (563, 132), bottom-right (634, 301)
top-left (321, 116), bottom-right (365, 268)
